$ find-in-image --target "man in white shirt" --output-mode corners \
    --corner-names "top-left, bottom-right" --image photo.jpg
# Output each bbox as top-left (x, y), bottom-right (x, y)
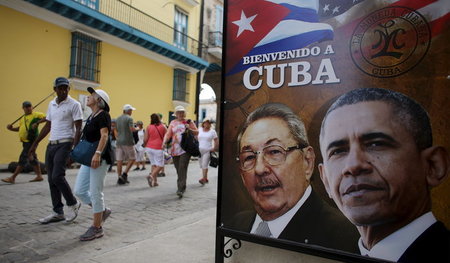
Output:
top-left (29, 77), bottom-right (82, 224)
top-left (319, 88), bottom-right (450, 262)
top-left (228, 103), bottom-right (359, 253)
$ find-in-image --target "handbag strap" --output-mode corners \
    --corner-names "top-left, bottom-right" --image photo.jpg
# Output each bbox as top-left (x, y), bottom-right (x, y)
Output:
top-left (154, 124), bottom-right (164, 140)
top-left (81, 109), bottom-right (103, 140)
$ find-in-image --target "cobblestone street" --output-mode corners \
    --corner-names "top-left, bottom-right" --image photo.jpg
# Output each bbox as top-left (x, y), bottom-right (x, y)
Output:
top-left (0, 161), bottom-right (218, 263)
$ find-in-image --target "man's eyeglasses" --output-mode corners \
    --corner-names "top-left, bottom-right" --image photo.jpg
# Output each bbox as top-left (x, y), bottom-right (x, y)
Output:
top-left (237, 144), bottom-right (308, 171)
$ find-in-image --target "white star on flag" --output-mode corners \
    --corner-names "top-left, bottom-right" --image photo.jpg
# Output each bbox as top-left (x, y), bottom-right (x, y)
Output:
top-left (332, 6), bottom-right (340, 14)
top-left (232, 11), bottom-right (257, 37)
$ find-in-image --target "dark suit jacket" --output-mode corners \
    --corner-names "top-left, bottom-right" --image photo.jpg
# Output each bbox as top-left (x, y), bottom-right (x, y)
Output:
top-left (398, 221), bottom-right (450, 263)
top-left (226, 189), bottom-right (360, 253)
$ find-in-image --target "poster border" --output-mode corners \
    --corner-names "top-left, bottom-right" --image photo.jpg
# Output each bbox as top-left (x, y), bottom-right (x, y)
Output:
top-left (214, 1), bottom-right (392, 262)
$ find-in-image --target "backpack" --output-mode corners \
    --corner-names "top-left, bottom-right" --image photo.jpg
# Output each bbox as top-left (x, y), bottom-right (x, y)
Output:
top-left (180, 129), bottom-right (200, 157)
top-left (25, 117), bottom-right (40, 142)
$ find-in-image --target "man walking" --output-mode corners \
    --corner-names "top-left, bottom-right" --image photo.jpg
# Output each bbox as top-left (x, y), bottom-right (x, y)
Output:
top-left (29, 77), bottom-right (82, 224)
top-left (2, 101), bottom-right (46, 184)
top-left (115, 104), bottom-right (137, 184)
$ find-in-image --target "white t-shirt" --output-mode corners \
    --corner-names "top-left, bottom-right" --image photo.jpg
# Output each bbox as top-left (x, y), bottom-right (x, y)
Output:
top-left (135, 129), bottom-right (145, 151)
top-left (198, 128), bottom-right (217, 150)
top-left (46, 95), bottom-right (82, 141)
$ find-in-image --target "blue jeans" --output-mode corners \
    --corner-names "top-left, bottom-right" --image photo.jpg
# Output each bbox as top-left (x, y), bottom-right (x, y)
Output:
top-left (74, 163), bottom-right (108, 213)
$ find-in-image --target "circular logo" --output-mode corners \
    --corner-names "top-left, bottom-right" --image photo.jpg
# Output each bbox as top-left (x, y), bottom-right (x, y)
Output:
top-left (350, 6), bottom-right (431, 78)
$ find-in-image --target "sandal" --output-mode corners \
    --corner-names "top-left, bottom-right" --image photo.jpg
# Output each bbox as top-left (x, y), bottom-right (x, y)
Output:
top-left (199, 178), bottom-right (208, 185)
top-left (151, 175), bottom-right (158, 187)
top-left (146, 176), bottom-right (153, 187)
top-left (2, 177), bottom-right (15, 184)
top-left (29, 177), bottom-right (44, 182)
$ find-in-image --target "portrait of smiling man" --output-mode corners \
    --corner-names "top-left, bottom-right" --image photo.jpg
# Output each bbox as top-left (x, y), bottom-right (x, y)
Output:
top-left (319, 88), bottom-right (450, 263)
top-left (228, 103), bottom-right (359, 253)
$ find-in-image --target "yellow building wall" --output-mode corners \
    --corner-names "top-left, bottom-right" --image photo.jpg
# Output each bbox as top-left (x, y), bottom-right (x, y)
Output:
top-left (100, 43), bottom-right (198, 125)
top-left (119, 0), bottom-right (201, 44)
top-left (0, 6), bottom-right (199, 164)
top-left (0, 6), bottom-right (71, 164)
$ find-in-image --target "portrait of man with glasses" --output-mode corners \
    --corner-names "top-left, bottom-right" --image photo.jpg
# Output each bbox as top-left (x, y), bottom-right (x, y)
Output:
top-left (227, 103), bottom-right (359, 253)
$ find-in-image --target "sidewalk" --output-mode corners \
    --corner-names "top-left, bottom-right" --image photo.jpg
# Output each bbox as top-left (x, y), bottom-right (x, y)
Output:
top-left (84, 209), bottom-right (216, 263)
top-left (0, 161), bottom-right (218, 263)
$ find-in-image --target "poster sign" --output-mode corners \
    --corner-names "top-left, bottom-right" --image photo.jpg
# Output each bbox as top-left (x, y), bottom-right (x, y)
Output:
top-left (218, 0), bottom-right (450, 262)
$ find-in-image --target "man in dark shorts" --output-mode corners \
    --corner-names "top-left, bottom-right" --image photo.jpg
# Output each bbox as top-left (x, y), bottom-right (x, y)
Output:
top-left (2, 101), bottom-right (46, 184)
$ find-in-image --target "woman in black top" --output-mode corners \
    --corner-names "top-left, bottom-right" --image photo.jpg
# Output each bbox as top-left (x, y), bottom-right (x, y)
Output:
top-left (74, 87), bottom-right (112, 241)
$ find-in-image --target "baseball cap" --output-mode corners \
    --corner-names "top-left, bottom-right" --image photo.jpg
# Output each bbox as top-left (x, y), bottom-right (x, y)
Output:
top-left (87, 87), bottom-right (110, 112)
top-left (136, 120), bottom-right (143, 125)
top-left (123, 104), bottom-right (136, 111)
top-left (22, 101), bottom-right (32, 108)
top-left (54, 77), bottom-right (70, 88)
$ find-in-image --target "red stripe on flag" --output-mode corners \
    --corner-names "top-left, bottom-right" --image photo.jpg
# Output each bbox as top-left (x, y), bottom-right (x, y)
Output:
top-left (338, 0), bottom-right (444, 39)
top-left (388, 0), bottom-right (437, 11)
top-left (430, 12), bottom-right (450, 37)
top-left (226, 0), bottom-right (290, 72)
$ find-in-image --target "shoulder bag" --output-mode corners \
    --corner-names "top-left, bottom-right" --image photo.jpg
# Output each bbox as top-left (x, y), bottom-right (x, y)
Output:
top-left (209, 152), bottom-right (219, 168)
top-left (70, 114), bottom-right (102, 167)
top-left (70, 139), bottom-right (100, 167)
top-left (180, 128), bottom-right (200, 157)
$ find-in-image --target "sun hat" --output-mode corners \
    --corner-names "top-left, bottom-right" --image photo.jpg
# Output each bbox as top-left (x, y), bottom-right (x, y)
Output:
top-left (87, 87), bottom-right (110, 112)
top-left (174, 105), bottom-right (186, 112)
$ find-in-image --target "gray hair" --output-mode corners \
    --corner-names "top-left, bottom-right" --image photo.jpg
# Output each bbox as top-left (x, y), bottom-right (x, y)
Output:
top-left (93, 93), bottom-right (106, 109)
top-left (320, 88), bottom-right (432, 150)
top-left (238, 103), bottom-right (309, 149)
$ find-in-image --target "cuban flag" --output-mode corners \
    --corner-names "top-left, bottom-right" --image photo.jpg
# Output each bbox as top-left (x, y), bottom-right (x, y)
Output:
top-left (226, 0), bottom-right (334, 74)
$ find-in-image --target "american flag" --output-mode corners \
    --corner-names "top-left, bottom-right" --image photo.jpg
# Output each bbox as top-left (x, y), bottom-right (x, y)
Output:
top-left (321, 0), bottom-right (450, 37)
top-left (319, 0), bottom-right (365, 19)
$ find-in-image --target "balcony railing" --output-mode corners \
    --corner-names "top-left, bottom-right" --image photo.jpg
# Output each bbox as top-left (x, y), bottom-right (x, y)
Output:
top-left (208, 31), bottom-right (223, 48)
top-left (74, 0), bottom-right (207, 57)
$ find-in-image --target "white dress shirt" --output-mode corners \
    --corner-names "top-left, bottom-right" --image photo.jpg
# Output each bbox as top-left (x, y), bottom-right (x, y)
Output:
top-left (250, 186), bottom-right (312, 238)
top-left (358, 212), bottom-right (437, 262)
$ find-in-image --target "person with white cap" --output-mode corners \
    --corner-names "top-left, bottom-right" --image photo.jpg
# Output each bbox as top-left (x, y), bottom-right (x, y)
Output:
top-left (162, 105), bottom-right (198, 198)
top-left (115, 104), bottom-right (137, 184)
top-left (29, 77), bottom-right (82, 224)
top-left (73, 87), bottom-right (112, 241)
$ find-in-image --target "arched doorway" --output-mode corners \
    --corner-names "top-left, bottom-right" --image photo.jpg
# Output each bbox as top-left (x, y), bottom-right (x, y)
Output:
top-left (199, 83), bottom-right (217, 127)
